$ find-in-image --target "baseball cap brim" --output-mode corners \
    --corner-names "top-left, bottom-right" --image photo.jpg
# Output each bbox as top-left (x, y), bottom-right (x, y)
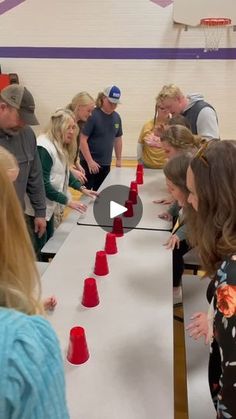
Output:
top-left (107, 97), bottom-right (121, 104)
top-left (19, 109), bottom-right (39, 125)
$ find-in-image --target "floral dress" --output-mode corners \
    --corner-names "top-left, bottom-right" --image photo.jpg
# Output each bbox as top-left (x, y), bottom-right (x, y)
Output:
top-left (208, 258), bottom-right (236, 418)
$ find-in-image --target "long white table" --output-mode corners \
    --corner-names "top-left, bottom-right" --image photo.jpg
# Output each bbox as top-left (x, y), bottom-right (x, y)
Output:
top-left (36, 261), bottom-right (49, 276)
top-left (41, 226), bottom-right (173, 419)
top-left (41, 209), bottom-right (84, 258)
top-left (78, 167), bottom-right (172, 231)
top-left (41, 167), bottom-right (171, 259)
top-left (182, 275), bottom-right (216, 418)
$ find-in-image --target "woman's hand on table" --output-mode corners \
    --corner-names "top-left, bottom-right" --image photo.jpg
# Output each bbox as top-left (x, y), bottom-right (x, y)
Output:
top-left (68, 201), bottom-right (87, 213)
top-left (186, 311), bottom-right (213, 344)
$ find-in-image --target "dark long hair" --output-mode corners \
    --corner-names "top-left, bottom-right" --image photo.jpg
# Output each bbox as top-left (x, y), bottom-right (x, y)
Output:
top-left (164, 153), bottom-right (192, 196)
top-left (187, 140), bottom-right (236, 276)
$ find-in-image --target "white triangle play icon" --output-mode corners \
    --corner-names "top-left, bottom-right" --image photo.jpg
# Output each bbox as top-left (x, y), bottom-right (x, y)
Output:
top-left (110, 201), bottom-right (127, 219)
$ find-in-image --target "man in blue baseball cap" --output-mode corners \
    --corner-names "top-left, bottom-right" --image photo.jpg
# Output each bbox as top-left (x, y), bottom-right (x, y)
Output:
top-left (79, 85), bottom-right (123, 190)
top-left (103, 85), bottom-right (121, 104)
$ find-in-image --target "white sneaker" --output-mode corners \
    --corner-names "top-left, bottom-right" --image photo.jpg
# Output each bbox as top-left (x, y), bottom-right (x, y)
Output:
top-left (173, 286), bottom-right (182, 304)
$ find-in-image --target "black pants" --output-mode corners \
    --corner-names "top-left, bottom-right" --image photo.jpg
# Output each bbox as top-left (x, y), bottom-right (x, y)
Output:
top-left (173, 239), bottom-right (190, 287)
top-left (208, 338), bottom-right (221, 411)
top-left (206, 280), bottom-right (221, 411)
top-left (80, 160), bottom-right (110, 191)
top-left (25, 214), bottom-right (54, 261)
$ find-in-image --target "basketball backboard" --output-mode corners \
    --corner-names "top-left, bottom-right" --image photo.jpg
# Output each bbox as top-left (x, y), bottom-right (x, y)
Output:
top-left (173, 0), bottom-right (236, 27)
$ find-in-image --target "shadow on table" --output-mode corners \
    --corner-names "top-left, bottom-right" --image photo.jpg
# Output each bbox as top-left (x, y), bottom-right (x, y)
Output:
top-left (123, 268), bottom-right (170, 304)
top-left (115, 330), bottom-right (172, 417)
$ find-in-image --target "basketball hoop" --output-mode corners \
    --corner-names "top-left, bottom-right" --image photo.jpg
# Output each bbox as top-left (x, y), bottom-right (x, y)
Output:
top-left (200, 18), bottom-right (231, 52)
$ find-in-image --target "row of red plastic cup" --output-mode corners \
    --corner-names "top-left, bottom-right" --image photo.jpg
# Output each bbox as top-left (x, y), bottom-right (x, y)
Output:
top-left (67, 230), bottom-right (119, 364)
top-left (124, 164), bottom-right (144, 217)
top-left (136, 163), bottom-right (144, 184)
top-left (67, 164), bottom-right (144, 365)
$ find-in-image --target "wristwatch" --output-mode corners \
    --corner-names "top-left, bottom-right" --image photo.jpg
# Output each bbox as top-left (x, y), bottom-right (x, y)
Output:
top-left (80, 185), bottom-right (86, 191)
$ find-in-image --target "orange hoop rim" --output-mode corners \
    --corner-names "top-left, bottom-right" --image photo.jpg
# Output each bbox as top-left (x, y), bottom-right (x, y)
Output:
top-left (200, 18), bottom-right (232, 26)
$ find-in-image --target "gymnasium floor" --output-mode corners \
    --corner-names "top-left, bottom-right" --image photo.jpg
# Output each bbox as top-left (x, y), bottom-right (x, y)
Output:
top-left (66, 160), bottom-right (188, 419)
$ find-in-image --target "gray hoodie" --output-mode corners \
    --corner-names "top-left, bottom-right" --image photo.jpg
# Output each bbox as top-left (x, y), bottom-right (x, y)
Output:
top-left (183, 93), bottom-right (219, 139)
top-left (0, 126), bottom-right (46, 218)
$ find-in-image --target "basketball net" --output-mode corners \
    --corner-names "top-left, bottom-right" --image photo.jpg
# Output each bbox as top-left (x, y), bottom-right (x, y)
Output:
top-left (200, 18), bottom-right (231, 52)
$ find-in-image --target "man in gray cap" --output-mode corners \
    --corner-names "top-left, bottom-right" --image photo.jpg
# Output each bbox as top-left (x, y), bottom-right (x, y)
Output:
top-left (0, 84), bottom-right (46, 258)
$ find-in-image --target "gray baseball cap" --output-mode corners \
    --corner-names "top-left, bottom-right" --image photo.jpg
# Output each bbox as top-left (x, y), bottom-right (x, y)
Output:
top-left (0, 84), bottom-right (39, 125)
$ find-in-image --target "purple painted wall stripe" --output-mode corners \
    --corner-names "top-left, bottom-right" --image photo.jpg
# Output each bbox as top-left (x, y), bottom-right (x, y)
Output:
top-left (0, 47), bottom-right (235, 60)
top-left (0, 0), bottom-right (25, 15)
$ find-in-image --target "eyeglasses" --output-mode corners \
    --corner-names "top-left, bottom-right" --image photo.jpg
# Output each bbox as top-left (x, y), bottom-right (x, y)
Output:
top-left (194, 141), bottom-right (209, 167)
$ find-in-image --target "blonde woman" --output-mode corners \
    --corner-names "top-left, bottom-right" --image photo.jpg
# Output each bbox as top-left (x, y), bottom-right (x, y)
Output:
top-left (160, 124), bottom-right (202, 159)
top-left (67, 91), bottom-right (95, 182)
top-left (0, 144), bottom-right (19, 181)
top-left (137, 99), bottom-right (170, 169)
top-left (153, 124), bottom-right (201, 206)
top-left (25, 109), bottom-right (97, 246)
top-left (0, 146), bottom-right (56, 310)
top-left (0, 163), bottom-right (69, 418)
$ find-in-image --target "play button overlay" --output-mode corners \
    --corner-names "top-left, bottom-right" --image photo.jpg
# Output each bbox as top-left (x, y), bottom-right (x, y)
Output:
top-left (93, 184), bottom-right (143, 234)
top-left (110, 201), bottom-right (127, 218)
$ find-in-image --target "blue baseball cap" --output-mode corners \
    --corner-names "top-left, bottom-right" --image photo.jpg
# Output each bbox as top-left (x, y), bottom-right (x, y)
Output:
top-left (103, 85), bottom-right (121, 104)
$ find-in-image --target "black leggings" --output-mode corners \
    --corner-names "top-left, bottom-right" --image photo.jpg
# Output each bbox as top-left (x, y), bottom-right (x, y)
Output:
top-left (173, 239), bottom-right (190, 287)
top-left (80, 160), bottom-right (110, 191)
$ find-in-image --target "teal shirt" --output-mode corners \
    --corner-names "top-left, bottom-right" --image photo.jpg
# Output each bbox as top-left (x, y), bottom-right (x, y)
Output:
top-left (0, 308), bottom-right (69, 419)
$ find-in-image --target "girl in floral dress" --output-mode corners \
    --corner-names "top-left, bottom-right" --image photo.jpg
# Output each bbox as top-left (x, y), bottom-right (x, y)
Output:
top-left (186, 140), bottom-right (236, 418)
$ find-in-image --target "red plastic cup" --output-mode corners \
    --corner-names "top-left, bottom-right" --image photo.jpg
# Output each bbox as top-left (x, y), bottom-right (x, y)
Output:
top-left (123, 200), bottom-right (134, 217)
top-left (112, 216), bottom-right (124, 237)
top-left (105, 232), bottom-right (118, 254)
top-left (67, 326), bottom-right (90, 365)
top-left (136, 171), bottom-right (143, 185)
top-left (128, 188), bottom-right (137, 204)
top-left (130, 181), bottom-right (138, 193)
top-left (94, 250), bottom-right (109, 276)
top-left (82, 277), bottom-right (100, 307)
top-left (136, 163), bottom-right (144, 174)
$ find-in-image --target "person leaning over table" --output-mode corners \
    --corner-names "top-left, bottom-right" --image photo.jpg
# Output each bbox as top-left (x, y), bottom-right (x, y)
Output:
top-left (160, 124), bottom-right (202, 160)
top-left (66, 91), bottom-right (95, 183)
top-left (160, 153), bottom-right (193, 302)
top-left (186, 140), bottom-right (236, 419)
top-left (0, 145), bottom-right (57, 311)
top-left (25, 108), bottom-right (98, 245)
top-left (0, 84), bottom-right (47, 259)
top-left (156, 84), bottom-right (219, 140)
top-left (0, 162), bottom-right (69, 419)
top-left (153, 124), bottom-right (202, 206)
top-left (137, 97), bottom-right (170, 169)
